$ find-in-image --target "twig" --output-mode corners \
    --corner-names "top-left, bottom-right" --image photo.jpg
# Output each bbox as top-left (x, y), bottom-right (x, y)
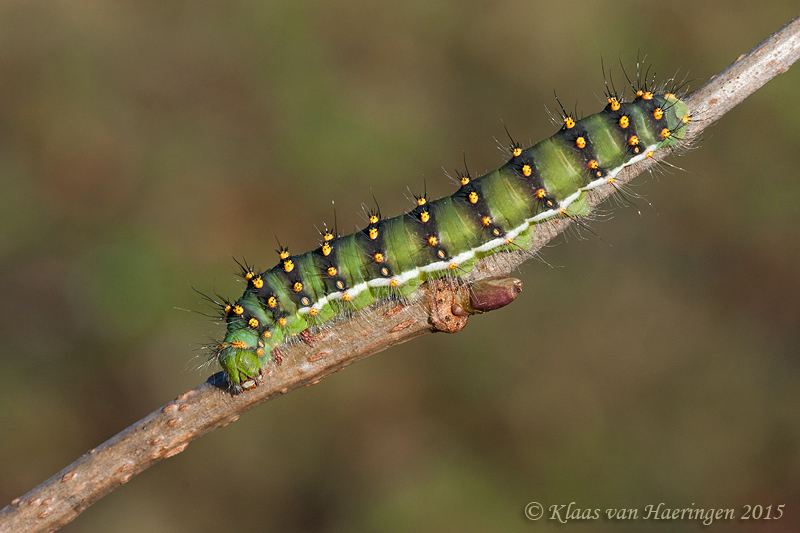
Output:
top-left (2, 14), bottom-right (799, 533)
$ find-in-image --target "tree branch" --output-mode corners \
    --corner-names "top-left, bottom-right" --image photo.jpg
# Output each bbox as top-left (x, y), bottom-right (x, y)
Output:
top-left (2, 14), bottom-right (799, 533)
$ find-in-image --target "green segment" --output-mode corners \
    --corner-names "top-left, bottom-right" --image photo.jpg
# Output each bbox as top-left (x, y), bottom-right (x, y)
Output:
top-left (433, 197), bottom-right (473, 260)
top-left (450, 199), bottom-right (486, 250)
top-left (337, 234), bottom-right (377, 309)
top-left (631, 104), bottom-right (658, 146)
top-left (481, 169), bottom-right (530, 229)
top-left (294, 253), bottom-right (325, 303)
top-left (530, 137), bottom-right (586, 201)
top-left (583, 113), bottom-right (626, 169)
top-left (382, 217), bottom-right (414, 273)
top-left (239, 292), bottom-right (270, 324)
top-left (382, 217), bottom-right (423, 296)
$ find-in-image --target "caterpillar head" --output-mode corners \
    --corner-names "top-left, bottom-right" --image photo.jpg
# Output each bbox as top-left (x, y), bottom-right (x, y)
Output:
top-left (217, 346), bottom-right (261, 391)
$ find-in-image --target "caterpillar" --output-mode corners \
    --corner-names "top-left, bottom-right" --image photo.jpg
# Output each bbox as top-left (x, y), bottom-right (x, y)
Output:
top-left (210, 79), bottom-right (690, 391)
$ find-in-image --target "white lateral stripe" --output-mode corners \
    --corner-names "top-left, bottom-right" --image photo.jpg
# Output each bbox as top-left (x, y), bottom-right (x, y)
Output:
top-left (298, 145), bottom-right (657, 315)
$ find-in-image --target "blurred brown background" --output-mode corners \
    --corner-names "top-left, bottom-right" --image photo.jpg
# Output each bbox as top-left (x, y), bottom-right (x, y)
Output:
top-left (1, 1), bottom-right (799, 531)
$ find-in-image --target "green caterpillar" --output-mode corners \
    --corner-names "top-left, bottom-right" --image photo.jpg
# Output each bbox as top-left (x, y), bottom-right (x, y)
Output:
top-left (211, 84), bottom-right (690, 391)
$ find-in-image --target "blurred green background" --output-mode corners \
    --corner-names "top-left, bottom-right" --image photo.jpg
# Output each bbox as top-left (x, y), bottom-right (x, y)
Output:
top-left (1, 1), bottom-right (799, 531)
